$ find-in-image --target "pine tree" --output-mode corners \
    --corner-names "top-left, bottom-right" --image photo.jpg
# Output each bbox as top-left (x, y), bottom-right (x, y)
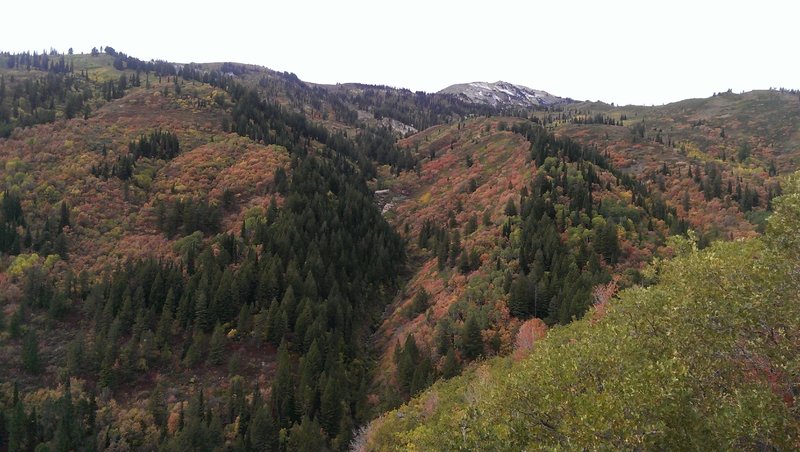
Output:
top-left (442, 348), bottom-right (460, 379)
top-left (208, 323), bottom-right (225, 366)
top-left (8, 399), bottom-right (26, 452)
top-left (287, 416), bottom-right (326, 451)
top-left (59, 200), bottom-right (71, 230)
top-left (22, 330), bottom-right (41, 374)
top-left (193, 290), bottom-right (210, 332)
top-left (183, 328), bottom-right (207, 368)
top-left (319, 377), bottom-right (341, 437)
top-left (410, 289), bottom-right (429, 317)
top-left (272, 341), bottom-right (294, 427)
top-left (155, 288), bottom-right (175, 346)
top-left (410, 356), bottom-right (433, 395)
top-left (54, 382), bottom-right (79, 451)
top-left (462, 315), bottom-right (483, 360)
top-left (9, 307), bottom-right (22, 338)
top-left (396, 336), bottom-right (419, 395)
top-left (509, 275), bottom-right (532, 318)
top-left (505, 197), bottom-right (518, 216)
top-left (148, 383), bottom-right (168, 429)
top-left (250, 406), bottom-right (278, 451)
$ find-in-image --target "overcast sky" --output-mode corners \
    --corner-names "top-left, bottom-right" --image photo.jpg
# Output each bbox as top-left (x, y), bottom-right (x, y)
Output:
top-left (2, 1), bottom-right (797, 106)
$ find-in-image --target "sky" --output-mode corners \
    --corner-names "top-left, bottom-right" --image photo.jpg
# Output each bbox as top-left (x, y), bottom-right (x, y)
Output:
top-left (2, 0), bottom-right (797, 106)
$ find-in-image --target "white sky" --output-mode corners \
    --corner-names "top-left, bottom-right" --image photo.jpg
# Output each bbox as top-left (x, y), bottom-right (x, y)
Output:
top-left (2, 0), bottom-right (797, 106)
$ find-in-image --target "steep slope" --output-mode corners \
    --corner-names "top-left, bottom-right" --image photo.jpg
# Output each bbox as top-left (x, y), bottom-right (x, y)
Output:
top-left (360, 172), bottom-right (800, 450)
top-left (368, 116), bottom-right (686, 409)
top-left (439, 81), bottom-right (571, 108)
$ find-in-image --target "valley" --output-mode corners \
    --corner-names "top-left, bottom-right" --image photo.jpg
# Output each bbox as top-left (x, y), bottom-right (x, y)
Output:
top-left (0, 47), bottom-right (797, 450)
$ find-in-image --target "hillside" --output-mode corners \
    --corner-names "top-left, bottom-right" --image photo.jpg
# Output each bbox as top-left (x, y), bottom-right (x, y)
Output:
top-left (0, 47), bottom-right (798, 451)
top-left (528, 90), bottom-right (799, 244)
top-left (360, 172), bottom-right (800, 450)
top-left (367, 115), bottom-right (687, 409)
top-left (0, 49), bottom-right (410, 450)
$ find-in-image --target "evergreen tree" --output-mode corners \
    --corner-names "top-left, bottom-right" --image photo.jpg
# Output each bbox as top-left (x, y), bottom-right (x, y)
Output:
top-left (396, 336), bottom-right (420, 394)
top-left (250, 406), bottom-right (278, 451)
top-left (8, 400), bottom-right (26, 452)
top-left (319, 377), bottom-right (341, 437)
top-left (59, 200), bottom-right (71, 230)
top-left (208, 323), bottom-right (225, 366)
top-left (462, 315), bottom-right (483, 360)
top-left (287, 416), bottom-right (326, 452)
top-left (442, 348), bottom-right (460, 379)
top-left (410, 289), bottom-right (429, 317)
top-left (410, 356), bottom-right (433, 395)
top-left (272, 341), bottom-right (294, 427)
top-left (505, 197), bottom-right (518, 216)
top-left (22, 330), bottom-right (41, 374)
top-left (9, 307), bottom-right (22, 338)
top-left (183, 328), bottom-right (207, 368)
top-left (148, 383), bottom-right (168, 429)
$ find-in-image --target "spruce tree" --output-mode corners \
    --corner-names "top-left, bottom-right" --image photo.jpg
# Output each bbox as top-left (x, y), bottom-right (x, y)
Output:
top-left (442, 348), bottom-right (460, 379)
top-left (505, 197), bottom-right (518, 216)
top-left (462, 315), bottom-right (483, 360)
top-left (208, 323), bottom-right (225, 366)
top-left (22, 330), bottom-right (41, 374)
top-left (319, 377), bottom-right (341, 436)
top-left (272, 341), bottom-right (294, 427)
top-left (250, 406), bottom-right (278, 451)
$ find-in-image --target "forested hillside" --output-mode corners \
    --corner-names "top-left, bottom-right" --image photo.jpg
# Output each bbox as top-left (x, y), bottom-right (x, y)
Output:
top-left (0, 47), bottom-right (797, 451)
top-left (361, 171), bottom-right (800, 450)
top-left (0, 48), bottom-right (412, 450)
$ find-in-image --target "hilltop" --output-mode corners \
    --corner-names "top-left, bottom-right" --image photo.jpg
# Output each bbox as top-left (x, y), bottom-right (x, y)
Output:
top-left (438, 81), bottom-right (571, 108)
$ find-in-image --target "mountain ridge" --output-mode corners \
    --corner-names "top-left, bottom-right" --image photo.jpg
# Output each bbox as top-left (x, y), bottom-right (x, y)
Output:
top-left (438, 80), bottom-right (572, 108)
